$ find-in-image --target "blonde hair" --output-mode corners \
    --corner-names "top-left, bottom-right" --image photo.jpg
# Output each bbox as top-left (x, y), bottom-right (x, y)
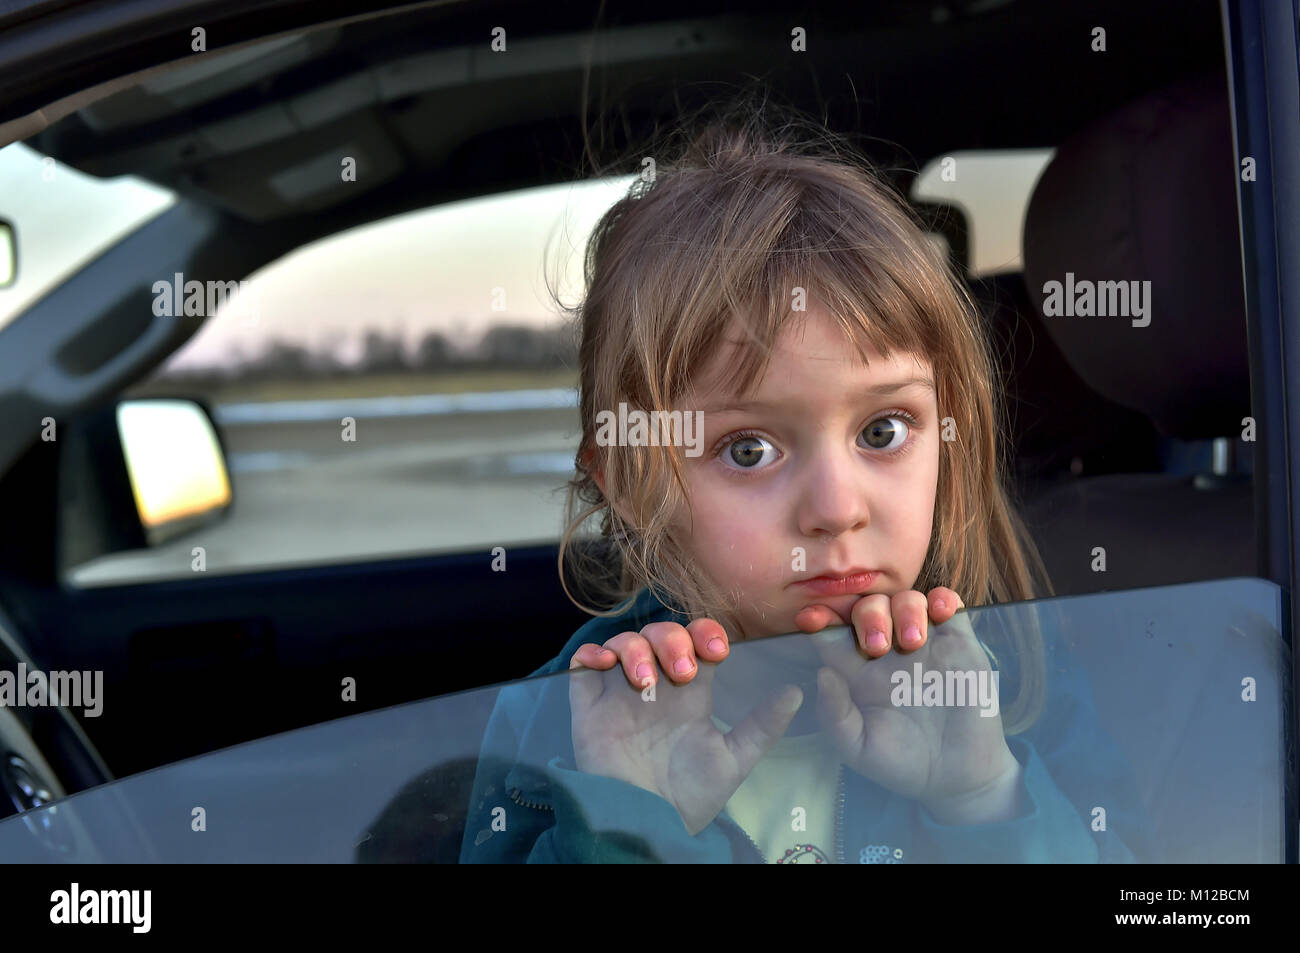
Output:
top-left (553, 106), bottom-right (1050, 732)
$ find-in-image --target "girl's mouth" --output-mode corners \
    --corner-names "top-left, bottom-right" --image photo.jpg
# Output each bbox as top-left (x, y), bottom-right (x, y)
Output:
top-left (790, 570), bottom-right (880, 597)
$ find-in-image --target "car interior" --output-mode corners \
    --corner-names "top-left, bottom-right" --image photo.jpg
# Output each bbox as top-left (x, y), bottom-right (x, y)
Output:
top-left (0, 0), bottom-right (1265, 851)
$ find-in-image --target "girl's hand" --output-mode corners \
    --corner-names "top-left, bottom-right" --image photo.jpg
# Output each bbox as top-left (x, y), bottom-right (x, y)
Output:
top-left (793, 586), bottom-right (964, 657)
top-left (568, 620), bottom-right (804, 836)
top-left (798, 589), bottom-right (1025, 824)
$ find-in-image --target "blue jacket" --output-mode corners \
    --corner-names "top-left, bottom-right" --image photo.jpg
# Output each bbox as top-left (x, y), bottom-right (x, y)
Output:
top-left (459, 588), bottom-right (1151, 863)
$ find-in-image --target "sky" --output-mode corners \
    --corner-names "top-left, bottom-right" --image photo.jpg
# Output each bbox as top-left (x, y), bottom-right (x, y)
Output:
top-left (0, 141), bottom-right (175, 329)
top-left (161, 173), bottom-right (636, 369)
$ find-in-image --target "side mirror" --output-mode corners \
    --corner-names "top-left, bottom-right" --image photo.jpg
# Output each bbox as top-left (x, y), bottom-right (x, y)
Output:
top-left (0, 219), bottom-right (15, 288)
top-left (116, 399), bottom-right (233, 545)
top-left (59, 398), bottom-right (233, 572)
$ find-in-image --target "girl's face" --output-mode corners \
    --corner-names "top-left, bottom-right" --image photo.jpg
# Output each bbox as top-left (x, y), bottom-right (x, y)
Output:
top-left (673, 304), bottom-right (940, 640)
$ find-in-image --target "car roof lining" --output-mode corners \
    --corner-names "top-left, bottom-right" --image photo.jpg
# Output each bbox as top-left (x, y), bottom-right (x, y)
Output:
top-left (17, 0), bottom-right (1225, 226)
top-left (0, 0), bottom-right (1229, 481)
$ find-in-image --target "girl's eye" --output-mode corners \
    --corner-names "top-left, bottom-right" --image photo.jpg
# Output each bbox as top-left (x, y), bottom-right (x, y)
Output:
top-left (723, 434), bottom-right (778, 470)
top-left (859, 416), bottom-right (910, 451)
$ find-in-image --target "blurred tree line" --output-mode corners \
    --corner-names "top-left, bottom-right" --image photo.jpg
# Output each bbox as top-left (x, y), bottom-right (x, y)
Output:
top-left (158, 321), bottom-right (578, 385)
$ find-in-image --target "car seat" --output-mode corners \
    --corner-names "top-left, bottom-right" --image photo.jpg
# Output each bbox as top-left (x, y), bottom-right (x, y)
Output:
top-left (1017, 69), bottom-right (1254, 595)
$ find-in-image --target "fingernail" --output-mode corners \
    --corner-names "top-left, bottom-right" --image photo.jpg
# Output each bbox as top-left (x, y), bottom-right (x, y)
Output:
top-left (867, 630), bottom-right (888, 653)
top-left (674, 657), bottom-right (693, 675)
top-left (636, 662), bottom-right (652, 681)
top-left (934, 598), bottom-right (947, 611)
top-left (707, 638), bottom-right (726, 654)
top-left (903, 624), bottom-right (921, 646)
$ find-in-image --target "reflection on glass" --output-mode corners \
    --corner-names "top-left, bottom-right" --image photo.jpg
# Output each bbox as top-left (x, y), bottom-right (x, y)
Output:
top-left (0, 579), bottom-right (1285, 863)
top-left (117, 400), bottom-right (231, 537)
top-left (459, 578), bottom-right (1288, 864)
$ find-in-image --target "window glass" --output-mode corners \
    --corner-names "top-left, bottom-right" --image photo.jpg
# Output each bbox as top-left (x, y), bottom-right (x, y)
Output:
top-left (912, 148), bottom-right (1054, 276)
top-left (1, 579), bottom-right (1284, 863)
top-left (64, 176), bottom-right (635, 586)
top-left (0, 141), bottom-right (175, 332)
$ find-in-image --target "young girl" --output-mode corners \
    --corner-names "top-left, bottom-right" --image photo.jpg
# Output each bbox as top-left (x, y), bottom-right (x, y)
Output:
top-left (459, 115), bottom-right (1149, 863)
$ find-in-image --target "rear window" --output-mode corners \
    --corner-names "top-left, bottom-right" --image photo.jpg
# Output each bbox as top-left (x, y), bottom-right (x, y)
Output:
top-left (912, 149), bottom-right (1054, 277)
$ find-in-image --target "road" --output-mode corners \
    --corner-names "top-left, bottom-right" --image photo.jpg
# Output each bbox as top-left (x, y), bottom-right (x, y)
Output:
top-left (69, 397), bottom-right (583, 586)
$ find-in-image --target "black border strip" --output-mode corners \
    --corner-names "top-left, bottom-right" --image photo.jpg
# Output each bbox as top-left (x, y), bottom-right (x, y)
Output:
top-left (1222, 0), bottom-right (1300, 864)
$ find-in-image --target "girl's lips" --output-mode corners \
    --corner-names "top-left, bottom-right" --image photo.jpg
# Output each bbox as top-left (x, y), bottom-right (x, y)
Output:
top-left (790, 570), bottom-right (880, 597)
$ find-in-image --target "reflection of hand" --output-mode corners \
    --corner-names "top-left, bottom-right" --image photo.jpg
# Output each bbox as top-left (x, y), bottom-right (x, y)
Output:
top-left (797, 589), bottom-right (1025, 824)
top-left (568, 620), bottom-right (803, 836)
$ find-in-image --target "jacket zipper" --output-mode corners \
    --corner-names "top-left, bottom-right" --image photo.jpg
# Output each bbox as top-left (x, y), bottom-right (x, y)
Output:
top-left (510, 768), bottom-right (847, 863)
top-left (835, 764), bottom-right (846, 864)
top-left (736, 763), bottom-right (846, 865)
top-left (509, 787), bottom-right (553, 812)
top-left (732, 817), bottom-right (766, 863)
top-left (511, 786), bottom-right (769, 863)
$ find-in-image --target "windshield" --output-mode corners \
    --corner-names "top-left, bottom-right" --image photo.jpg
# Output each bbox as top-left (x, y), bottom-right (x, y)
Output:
top-left (0, 577), bottom-right (1287, 862)
top-left (0, 141), bottom-right (175, 333)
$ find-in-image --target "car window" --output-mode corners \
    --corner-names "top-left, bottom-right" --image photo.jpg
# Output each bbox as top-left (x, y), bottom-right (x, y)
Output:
top-left (0, 577), bottom-right (1284, 862)
top-left (911, 149), bottom-right (1054, 277)
top-left (61, 176), bottom-right (635, 587)
top-left (46, 162), bottom-right (1007, 591)
top-left (0, 141), bottom-right (175, 331)
top-left (42, 167), bottom-right (951, 591)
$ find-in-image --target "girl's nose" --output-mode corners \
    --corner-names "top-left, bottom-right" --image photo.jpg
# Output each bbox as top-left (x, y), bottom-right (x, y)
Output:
top-left (795, 448), bottom-right (871, 539)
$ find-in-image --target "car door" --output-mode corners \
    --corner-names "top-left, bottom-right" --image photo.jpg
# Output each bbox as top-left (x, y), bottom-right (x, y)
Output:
top-left (0, 0), bottom-right (622, 782)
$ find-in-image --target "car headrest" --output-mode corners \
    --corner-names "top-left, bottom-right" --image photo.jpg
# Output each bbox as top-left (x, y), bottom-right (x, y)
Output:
top-left (1022, 71), bottom-right (1248, 439)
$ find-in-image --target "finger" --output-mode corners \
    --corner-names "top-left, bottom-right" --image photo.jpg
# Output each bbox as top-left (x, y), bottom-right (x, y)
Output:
top-left (808, 617), bottom-right (871, 680)
top-left (604, 631), bottom-right (659, 690)
top-left (569, 654), bottom-right (606, 712)
top-left (815, 666), bottom-right (863, 757)
top-left (569, 643), bottom-right (617, 671)
top-left (640, 621), bottom-right (700, 684)
top-left (927, 587), bottom-right (965, 626)
top-left (684, 617), bottom-right (730, 663)
top-left (794, 604), bottom-right (846, 633)
top-left (890, 590), bottom-right (929, 654)
top-left (849, 594), bottom-right (894, 657)
top-left (929, 591), bottom-right (980, 661)
top-left (723, 683), bottom-right (804, 776)
top-left (939, 606), bottom-right (979, 641)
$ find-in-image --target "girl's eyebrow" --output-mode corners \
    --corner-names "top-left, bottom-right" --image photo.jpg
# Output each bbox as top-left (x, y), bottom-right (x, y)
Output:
top-left (696, 377), bottom-right (935, 414)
